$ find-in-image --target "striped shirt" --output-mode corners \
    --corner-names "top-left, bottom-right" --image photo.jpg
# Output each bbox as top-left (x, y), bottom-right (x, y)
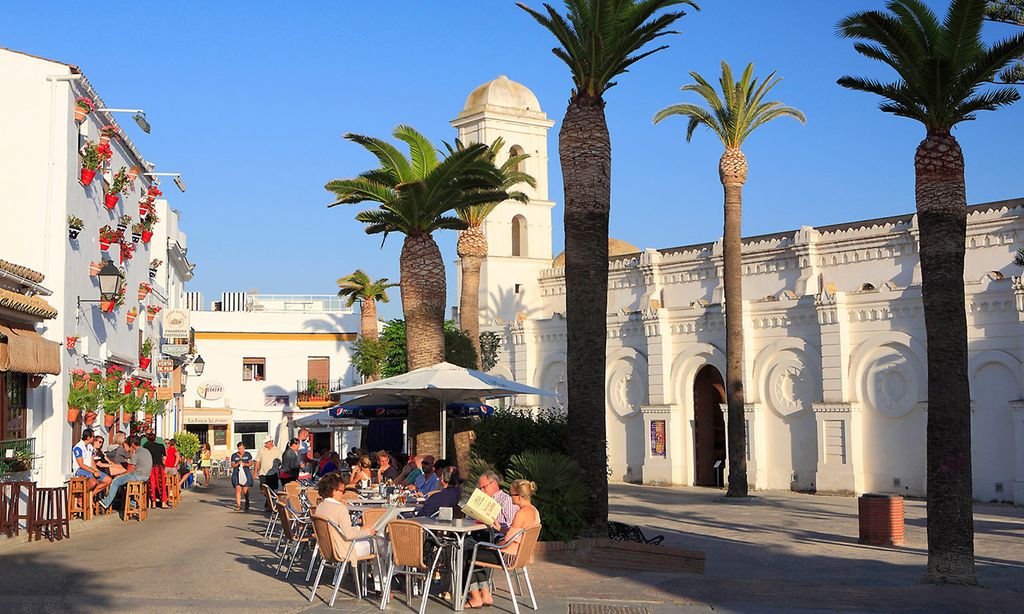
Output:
top-left (493, 490), bottom-right (520, 531)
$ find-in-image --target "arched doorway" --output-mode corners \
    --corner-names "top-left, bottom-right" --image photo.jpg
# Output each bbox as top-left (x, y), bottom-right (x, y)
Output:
top-left (693, 365), bottom-right (726, 486)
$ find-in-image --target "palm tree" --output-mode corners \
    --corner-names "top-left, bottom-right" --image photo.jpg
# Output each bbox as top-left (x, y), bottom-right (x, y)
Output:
top-left (654, 62), bottom-right (805, 497)
top-left (518, 0), bottom-right (698, 534)
top-left (337, 270), bottom-right (397, 381)
top-left (326, 125), bottom-right (517, 455)
top-left (454, 137), bottom-right (535, 364)
top-left (838, 0), bottom-right (1024, 585)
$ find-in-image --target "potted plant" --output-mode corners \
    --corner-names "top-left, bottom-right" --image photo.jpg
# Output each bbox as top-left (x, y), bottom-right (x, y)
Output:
top-left (66, 336), bottom-right (79, 350)
top-left (67, 383), bottom-right (94, 423)
top-left (140, 210), bottom-right (158, 243)
top-left (87, 368), bottom-right (102, 391)
top-left (0, 445), bottom-right (36, 474)
top-left (99, 124), bottom-right (119, 147)
top-left (146, 305), bottom-right (161, 322)
top-left (79, 140), bottom-right (108, 185)
top-left (116, 214), bottom-right (132, 233)
top-left (105, 167), bottom-right (131, 209)
top-left (140, 339), bottom-right (153, 370)
top-left (127, 165), bottom-right (141, 182)
top-left (98, 225), bottom-right (121, 251)
top-left (126, 307), bottom-right (139, 325)
top-left (137, 282), bottom-right (152, 301)
top-left (67, 215), bottom-right (84, 240)
top-left (74, 96), bottom-right (94, 123)
top-left (149, 258), bottom-right (163, 280)
top-left (131, 221), bottom-right (144, 243)
top-left (89, 261), bottom-right (103, 276)
top-left (118, 239), bottom-right (134, 264)
top-left (147, 185), bottom-right (163, 199)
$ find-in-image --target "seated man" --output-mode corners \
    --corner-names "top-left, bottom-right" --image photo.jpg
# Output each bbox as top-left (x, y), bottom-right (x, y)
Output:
top-left (98, 436), bottom-right (152, 510)
top-left (477, 470), bottom-right (519, 532)
top-left (73, 428), bottom-right (112, 496)
top-left (375, 450), bottom-right (399, 483)
top-left (409, 456), bottom-right (439, 496)
top-left (416, 466), bottom-right (461, 518)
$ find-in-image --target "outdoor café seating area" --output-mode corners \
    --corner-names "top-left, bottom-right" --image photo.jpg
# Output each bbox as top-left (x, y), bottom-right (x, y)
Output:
top-left (264, 476), bottom-right (540, 613)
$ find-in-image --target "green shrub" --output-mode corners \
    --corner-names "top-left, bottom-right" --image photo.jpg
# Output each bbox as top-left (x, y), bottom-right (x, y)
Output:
top-left (506, 450), bottom-right (586, 542)
top-left (174, 431), bottom-right (201, 461)
top-left (470, 407), bottom-right (567, 476)
top-left (351, 336), bottom-right (390, 379)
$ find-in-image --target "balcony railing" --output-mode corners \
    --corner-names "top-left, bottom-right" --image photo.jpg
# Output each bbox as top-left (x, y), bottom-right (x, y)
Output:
top-left (296, 378), bottom-right (344, 408)
top-left (0, 437), bottom-right (36, 475)
top-left (246, 294), bottom-right (354, 314)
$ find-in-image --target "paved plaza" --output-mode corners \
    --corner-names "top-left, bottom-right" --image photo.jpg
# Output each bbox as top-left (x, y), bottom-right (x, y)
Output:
top-left (0, 480), bottom-right (1021, 613)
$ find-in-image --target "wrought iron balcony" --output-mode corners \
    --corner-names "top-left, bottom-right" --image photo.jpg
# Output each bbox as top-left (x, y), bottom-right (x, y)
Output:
top-left (296, 378), bottom-right (342, 408)
top-left (0, 437), bottom-right (36, 475)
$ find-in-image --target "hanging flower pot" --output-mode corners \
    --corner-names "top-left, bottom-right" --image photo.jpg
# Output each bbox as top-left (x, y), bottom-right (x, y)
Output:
top-left (132, 232), bottom-right (141, 243)
top-left (84, 411), bottom-right (98, 426)
top-left (126, 309), bottom-right (138, 325)
top-left (104, 193), bottom-right (119, 210)
top-left (137, 283), bottom-right (151, 301)
top-left (149, 268), bottom-right (157, 280)
top-left (100, 299), bottom-right (115, 313)
top-left (87, 379), bottom-right (98, 392)
top-left (104, 413), bottom-right (116, 428)
top-left (139, 356), bottom-right (152, 370)
top-left (99, 238), bottom-right (111, 251)
top-left (141, 230), bottom-right (153, 244)
top-left (80, 168), bottom-right (97, 185)
top-left (89, 261), bottom-right (103, 276)
top-left (74, 97), bottom-right (93, 123)
top-left (67, 406), bottom-right (81, 423)
top-left (139, 201), bottom-right (151, 217)
top-left (66, 336), bottom-right (79, 350)
top-left (146, 311), bottom-right (155, 322)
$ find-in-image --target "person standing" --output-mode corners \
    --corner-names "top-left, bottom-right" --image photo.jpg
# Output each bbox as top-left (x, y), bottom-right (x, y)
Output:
top-left (279, 438), bottom-right (301, 486)
top-left (144, 431), bottom-right (167, 508)
top-left (255, 438), bottom-right (282, 509)
top-left (199, 443), bottom-right (212, 487)
top-left (296, 428), bottom-right (312, 480)
top-left (230, 442), bottom-right (254, 511)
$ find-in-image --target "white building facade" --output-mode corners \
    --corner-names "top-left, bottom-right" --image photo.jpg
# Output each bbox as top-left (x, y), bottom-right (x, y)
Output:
top-left (185, 294), bottom-right (363, 461)
top-left (457, 76), bottom-right (1024, 504)
top-left (0, 49), bottom-right (194, 486)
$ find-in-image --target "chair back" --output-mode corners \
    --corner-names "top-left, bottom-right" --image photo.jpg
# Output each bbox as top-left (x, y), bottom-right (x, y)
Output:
top-left (341, 490), bottom-right (361, 500)
top-left (359, 507), bottom-right (386, 530)
top-left (310, 514), bottom-right (341, 564)
top-left (262, 484), bottom-right (278, 512)
top-left (507, 524), bottom-right (542, 569)
top-left (305, 490), bottom-right (322, 509)
top-left (284, 480), bottom-right (301, 499)
top-left (279, 505), bottom-right (296, 541)
top-left (386, 519), bottom-right (426, 568)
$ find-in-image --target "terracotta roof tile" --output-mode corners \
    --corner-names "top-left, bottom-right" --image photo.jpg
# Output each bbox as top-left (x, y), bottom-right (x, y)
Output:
top-left (0, 288), bottom-right (58, 319)
top-left (0, 259), bottom-right (45, 283)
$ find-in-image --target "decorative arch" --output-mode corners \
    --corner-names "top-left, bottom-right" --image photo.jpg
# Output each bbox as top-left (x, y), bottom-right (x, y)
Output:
top-left (533, 350), bottom-right (567, 411)
top-left (968, 349), bottom-right (1022, 395)
top-left (605, 347), bottom-right (649, 419)
top-left (752, 339), bottom-right (822, 418)
top-left (511, 214), bottom-right (528, 257)
top-left (509, 144), bottom-right (527, 172)
top-left (848, 332), bottom-right (927, 418)
top-left (668, 342), bottom-right (726, 406)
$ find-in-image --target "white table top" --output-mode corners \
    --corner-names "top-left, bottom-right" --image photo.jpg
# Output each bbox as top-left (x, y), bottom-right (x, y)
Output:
top-left (408, 517), bottom-right (488, 533)
top-left (348, 497), bottom-right (425, 506)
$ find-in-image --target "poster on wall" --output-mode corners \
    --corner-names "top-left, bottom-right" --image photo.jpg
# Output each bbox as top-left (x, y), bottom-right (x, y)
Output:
top-left (651, 419), bottom-right (666, 457)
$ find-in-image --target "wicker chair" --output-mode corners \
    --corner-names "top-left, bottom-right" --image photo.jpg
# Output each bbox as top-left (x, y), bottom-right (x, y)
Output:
top-left (380, 519), bottom-right (444, 614)
top-left (462, 525), bottom-right (542, 614)
top-left (308, 514), bottom-right (381, 607)
top-left (276, 502), bottom-right (312, 578)
top-left (262, 483), bottom-right (280, 539)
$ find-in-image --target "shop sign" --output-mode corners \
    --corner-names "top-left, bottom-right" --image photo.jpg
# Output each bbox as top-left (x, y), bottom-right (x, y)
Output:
top-left (183, 415), bottom-right (229, 425)
top-left (157, 359), bottom-right (174, 373)
top-left (198, 382), bottom-right (224, 401)
top-left (156, 386), bottom-right (173, 400)
top-left (162, 344), bottom-right (189, 357)
top-left (163, 309), bottom-right (190, 338)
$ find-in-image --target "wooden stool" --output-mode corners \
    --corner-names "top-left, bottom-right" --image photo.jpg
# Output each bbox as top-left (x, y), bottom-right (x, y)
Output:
top-left (163, 474), bottom-right (180, 508)
top-left (32, 486), bottom-right (69, 542)
top-left (124, 481), bottom-right (148, 522)
top-left (1, 481), bottom-right (35, 538)
top-left (67, 477), bottom-right (92, 521)
top-left (92, 480), bottom-right (113, 516)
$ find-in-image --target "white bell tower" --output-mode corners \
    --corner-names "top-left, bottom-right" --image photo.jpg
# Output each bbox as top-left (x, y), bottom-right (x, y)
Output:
top-left (451, 75), bottom-right (555, 326)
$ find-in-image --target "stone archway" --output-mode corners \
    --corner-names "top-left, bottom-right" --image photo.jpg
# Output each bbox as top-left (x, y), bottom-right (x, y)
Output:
top-left (694, 365), bottom-right (726, 486)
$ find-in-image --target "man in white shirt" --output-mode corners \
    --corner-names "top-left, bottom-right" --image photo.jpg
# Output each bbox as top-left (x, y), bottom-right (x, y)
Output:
top-left (73, 428), bottom-right (112, 495)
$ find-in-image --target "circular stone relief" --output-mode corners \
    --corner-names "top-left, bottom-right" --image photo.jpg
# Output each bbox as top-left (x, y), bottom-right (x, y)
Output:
top-left (864, 350), bottom-right (920, 418)
top-left (765, 355), bottom-right (813, 417)
top-left (607, 355), bottom-right (649, 419)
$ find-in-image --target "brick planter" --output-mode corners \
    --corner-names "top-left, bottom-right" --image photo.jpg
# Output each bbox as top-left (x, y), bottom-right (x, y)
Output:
top-left (858, 493), bottom-right (905, 546)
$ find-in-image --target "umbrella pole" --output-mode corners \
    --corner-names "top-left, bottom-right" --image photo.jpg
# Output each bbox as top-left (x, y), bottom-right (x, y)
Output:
top-left (440, 401), bottom-right (447, 460)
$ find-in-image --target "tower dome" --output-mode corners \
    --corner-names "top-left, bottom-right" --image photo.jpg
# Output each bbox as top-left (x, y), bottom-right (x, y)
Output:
top-left (462, 75), bottom-right (543, 114)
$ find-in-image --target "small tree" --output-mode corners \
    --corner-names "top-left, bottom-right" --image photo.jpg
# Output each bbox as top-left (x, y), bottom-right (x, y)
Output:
top-left (175, 431), bottom-right (201, 461)
top-left (351, 336), bottom-right (391, 382)
top-left (479, 331), bottom-right (501, 372)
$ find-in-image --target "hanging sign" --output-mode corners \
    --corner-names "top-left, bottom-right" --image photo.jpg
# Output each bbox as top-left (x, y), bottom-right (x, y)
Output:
top-left (161, 344), bottom-right (189, 357)
top-left (156, 386), bottom-right (173, 400)
top-left (157, 359), bottom-right (174, 373)
top-left (163, 308), bottom-right (190, 338)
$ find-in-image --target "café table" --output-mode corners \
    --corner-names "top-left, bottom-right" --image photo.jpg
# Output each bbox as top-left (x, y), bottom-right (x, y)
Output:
top-left (408, 517), bottom-right (488, 612)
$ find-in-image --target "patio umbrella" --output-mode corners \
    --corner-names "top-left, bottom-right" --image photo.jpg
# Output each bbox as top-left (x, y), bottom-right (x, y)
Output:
top-left (291, 410), bottom-right (366, 429)
top-left (332, 362), bottom-right (553, 457)
top-left (329, 395), bottom-right (497, 419)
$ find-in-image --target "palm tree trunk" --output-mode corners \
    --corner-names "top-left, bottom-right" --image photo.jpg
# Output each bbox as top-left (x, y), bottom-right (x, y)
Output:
top-left (916, 132), bottom-right (975, 585)
top-left (361, 298), bottom-right (380, 382)
top-left (561, 94), bottom-right (611, 533)
top-left (721, 147), bottom-right (749, 498)
top-left (401, 231), bottom-right (446, 457)
top-left (457, 226), bottom-right (488, 367)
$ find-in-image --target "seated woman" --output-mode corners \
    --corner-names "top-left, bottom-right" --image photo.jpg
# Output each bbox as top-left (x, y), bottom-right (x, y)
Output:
top-left (416, 465), bottom-right (461, 517)
top-left (319, 452), bottom-right (341, 476)
top-left (313, 472), bottom-right (377, 559)
top-left (346, 455), bottom-right (373, 487)
top-left (464, 479), bottom-right (540, 609)
top-left (92, 436), bottom-right (126, 477)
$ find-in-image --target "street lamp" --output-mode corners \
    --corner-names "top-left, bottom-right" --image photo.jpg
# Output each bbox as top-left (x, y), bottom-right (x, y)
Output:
top-left (192, 355), bottom-right (205, 376)
top-left (98, 108), bottom-right (150, 133)
top-left (96, 260), bottom-right (122, 300)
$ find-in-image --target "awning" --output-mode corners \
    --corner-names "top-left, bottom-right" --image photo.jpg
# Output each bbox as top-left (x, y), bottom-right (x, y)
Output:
top-left (0, 324), bottom-right (60, 375)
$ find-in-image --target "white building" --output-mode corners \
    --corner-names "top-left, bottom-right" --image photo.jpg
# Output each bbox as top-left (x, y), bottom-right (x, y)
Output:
top-left (0, 48), bottom-right (194, 486)
top-left (456, 76), bottom-right (1024, 504)
top-left (185, 294), bottom-right (363, 461)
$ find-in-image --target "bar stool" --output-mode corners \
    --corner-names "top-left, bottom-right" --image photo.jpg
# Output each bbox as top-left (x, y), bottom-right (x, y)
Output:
top-left (124, 481), bottom-right (148, 522)
top-left (67, 477), bottom-right (92, 521)
top-left (32, 486), bottom-right (69, 542)
top-left (163, 474), bottom-right (180, 508)
top-left (93, 481), bottom-right (114, 516)
top-left (1, 481), bottom-right (35, 538)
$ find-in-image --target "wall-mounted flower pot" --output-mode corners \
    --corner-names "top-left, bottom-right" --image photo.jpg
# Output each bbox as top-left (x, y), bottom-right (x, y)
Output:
top-left (137, 289), bottom-right (148, 301)
top-left (139, 357), bottom-right (152, 370)
top-left (100, 300), bottom-right (115, 313)
top-left (99, 239), bottom-right (111, 251)
top-left (84, 411), bottom-right (98, 426)
top-left (104, 193), bottom-right (119, 210)
top-left (141, 230), bottom-right (153, 244)
top-left (68, 227), bottom-right (82, 241)
top-left (126, 310), bottom-right (138, 325)
top-left (139, 203), bottom-right (150, 217)
top-left (146, 312), bottom-right (156, 322)
top-left (116, 222), bottom-right (127, 233)
top-left (104, 413), bottom-right (116, 428)
top-left (89, 261), bottom-right (103, 276)
top-left (127, 168), bottom-right (139, 182)
top-left (67, 406), bottom-right (81, 423)
top-left (66, 336), bottom-right (78, 350)
top-left (87, 380), bottom-right (98, 392)
top-left (29, 374), bottom-right (43, 388)
top-left (74, 107), bottom-right (89, 123)
top-left (149, 269), bottom-right (157, 280)
top-left (80, 168), bottom-right (97, 185)
top-left (99, 135), bottom-right (110, 148)
top-left (132, 232), bottom-right (141, 244)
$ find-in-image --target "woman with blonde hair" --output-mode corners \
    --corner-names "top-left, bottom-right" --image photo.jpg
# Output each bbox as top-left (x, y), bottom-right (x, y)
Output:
top-left (347, 454), bottom-right (373, 487)
top-left (464, 479), bottom-right (540, 609)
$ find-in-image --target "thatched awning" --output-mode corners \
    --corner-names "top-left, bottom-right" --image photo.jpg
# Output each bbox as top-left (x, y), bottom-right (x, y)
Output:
top-left (0, 324), bottom-right (61, 375)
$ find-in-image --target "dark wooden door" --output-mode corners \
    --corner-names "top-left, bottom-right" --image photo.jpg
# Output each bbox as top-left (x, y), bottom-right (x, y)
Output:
top-left (693, 365), bottom-right (725, 486)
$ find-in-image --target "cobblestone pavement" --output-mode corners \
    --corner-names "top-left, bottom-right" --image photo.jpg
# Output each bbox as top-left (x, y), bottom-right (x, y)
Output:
top-left (0, 479), bottom-right (1020, 613)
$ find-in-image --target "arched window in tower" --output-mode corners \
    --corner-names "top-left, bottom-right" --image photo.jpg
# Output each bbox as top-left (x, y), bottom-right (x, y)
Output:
top-left (511, 214), bottom-right (528, 257)
top-left (509, 145), bottom-right (527, 173)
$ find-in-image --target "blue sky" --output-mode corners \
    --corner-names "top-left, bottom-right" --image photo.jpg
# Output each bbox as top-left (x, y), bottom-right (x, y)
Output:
top-left (4, 1), bottom-right (1021, 320)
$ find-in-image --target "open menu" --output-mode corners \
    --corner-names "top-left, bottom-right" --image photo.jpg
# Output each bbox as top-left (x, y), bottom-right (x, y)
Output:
top-left (372, 504), bottom-right (404, 532)
top-left (459, 488), bottom-right (500, 527)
